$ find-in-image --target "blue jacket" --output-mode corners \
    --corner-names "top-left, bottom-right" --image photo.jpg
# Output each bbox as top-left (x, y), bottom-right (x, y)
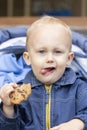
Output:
top-left (0, 68), bottom-right (87, 130)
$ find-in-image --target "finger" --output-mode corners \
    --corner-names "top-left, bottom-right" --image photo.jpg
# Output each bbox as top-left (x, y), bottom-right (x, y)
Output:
top-left (9, 83), bottom-right (18, 88)
top-left (50, 126), bottom-right (60, 130)
top-left (0, 83), bottom-right (17, 98)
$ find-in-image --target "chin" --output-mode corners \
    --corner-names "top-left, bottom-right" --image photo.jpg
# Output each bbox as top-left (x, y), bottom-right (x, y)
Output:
top-left (40, 77), bottom-right (56, 85)
top-left (44, 80), bottom-right (55, 85)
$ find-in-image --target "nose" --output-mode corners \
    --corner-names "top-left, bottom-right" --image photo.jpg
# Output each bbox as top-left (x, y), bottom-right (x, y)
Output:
top-left (46, 53), bottom-right (54, 63)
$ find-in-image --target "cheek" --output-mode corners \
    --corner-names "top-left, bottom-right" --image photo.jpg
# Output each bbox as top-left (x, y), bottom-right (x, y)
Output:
top-left (56, 57), bottom-right (68, 67)
top-left (57, 56), bottom-right (67, 63)
top-left (31, 62), bottom-right (41, 78)
top-left (30, 58), bottom-right (41, 71)
top-left (30, 54), bottom-right (43, 64)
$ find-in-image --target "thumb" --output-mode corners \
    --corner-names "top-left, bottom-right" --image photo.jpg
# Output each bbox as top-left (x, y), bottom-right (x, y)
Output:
top-left (50, 125), bottom-right (61, 130)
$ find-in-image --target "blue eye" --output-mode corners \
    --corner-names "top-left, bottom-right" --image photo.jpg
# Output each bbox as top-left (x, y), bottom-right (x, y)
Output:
top-left (38, 50), bottom-right (45, 54)
top-left (54, 50), bottom-right (61, 54)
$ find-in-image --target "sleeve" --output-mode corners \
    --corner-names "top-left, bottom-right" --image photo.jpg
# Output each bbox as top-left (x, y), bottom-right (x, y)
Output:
top-left (0, 103), bottom-right (20, 130)
top-left (0, 101), bottom-right (35, 130)
top-left (73, 79), bottom-right (87, 130)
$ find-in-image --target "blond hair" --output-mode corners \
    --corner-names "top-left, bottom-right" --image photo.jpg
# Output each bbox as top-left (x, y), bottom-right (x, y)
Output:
top-left (26, 16), bottom-right (72, 49)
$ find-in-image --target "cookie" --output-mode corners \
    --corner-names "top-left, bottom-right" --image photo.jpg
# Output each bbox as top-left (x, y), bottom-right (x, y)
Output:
top-left (9, 84), bottom-right (31, 104)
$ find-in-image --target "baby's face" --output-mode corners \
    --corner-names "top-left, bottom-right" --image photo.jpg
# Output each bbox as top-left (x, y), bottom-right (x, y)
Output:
top-left (25, 24), bottom-right (74, 85)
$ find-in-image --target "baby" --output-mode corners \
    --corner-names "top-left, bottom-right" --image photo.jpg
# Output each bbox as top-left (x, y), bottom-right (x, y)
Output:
top-left (0, 16), bottom-right (87, 130)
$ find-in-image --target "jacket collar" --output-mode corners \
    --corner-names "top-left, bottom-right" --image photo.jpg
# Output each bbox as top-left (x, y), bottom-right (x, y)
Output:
top-left (23, 68), bottom-right (77, 88)
top-left (23, 70), bottom-right (43, 88)
top-left (54, 68), bottom-right (77, 87)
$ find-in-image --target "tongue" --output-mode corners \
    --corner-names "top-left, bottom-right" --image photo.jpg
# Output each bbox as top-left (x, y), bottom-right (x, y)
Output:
top-left (40, 68), bottom-right (52, 74)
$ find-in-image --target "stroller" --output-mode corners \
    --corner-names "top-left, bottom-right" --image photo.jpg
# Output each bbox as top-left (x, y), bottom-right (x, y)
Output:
top-left (0, 26), bottom-right (87, 88)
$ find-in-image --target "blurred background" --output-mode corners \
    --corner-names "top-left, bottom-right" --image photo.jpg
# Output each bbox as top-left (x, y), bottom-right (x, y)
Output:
top-left (0, 0), bottom-right (87, 17)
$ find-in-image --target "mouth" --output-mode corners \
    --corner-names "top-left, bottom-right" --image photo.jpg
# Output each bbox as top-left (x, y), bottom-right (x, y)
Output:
top-left (40, 67), bottom-right (56, 75)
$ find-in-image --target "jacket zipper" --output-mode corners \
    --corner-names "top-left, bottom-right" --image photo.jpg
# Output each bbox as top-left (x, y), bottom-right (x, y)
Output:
top-left (45, 85), bottom-right (52, 130)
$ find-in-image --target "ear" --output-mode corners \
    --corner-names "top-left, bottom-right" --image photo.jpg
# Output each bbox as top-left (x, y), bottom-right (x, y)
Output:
top-left (66, 52), bottom-right (74, 66)
top-left (23, 52), bottom-right (31, 65)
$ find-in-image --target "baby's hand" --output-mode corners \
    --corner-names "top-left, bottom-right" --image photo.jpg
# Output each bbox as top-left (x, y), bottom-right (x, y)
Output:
top-left (0, 83), bottom-right (18, 118)
top-left (50, 119), bottom-right (84, 130)
top-left (0, 83), bottom-right (17, 106)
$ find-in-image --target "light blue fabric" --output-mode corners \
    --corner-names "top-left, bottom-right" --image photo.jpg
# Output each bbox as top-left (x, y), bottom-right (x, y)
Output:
top-left (71, 31), bottom-right (87, 80)
top-left (72, 31), bottom-right (87, 53)
top-left (0, 53), bottom-right (31, 87)
top-left (0, 26), bottom-right (28, 44)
